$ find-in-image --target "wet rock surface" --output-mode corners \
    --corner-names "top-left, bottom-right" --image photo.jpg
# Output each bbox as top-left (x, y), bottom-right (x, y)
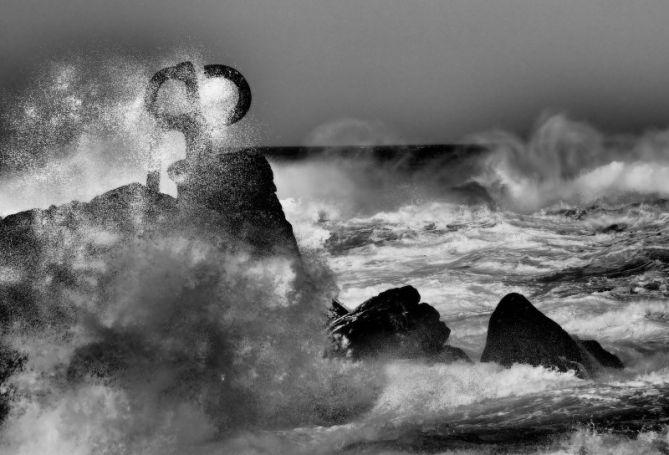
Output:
top-left (481, 293), bottom-right (623, 376)
top-left (327, 286), bottom-right (469, 361)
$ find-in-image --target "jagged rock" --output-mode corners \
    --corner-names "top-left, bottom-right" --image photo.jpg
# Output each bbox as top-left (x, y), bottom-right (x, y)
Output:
top-left (86, 183), bottom-right (178, 228)
top-left (327, 286), bottom-right (468, 361)
top-left (480, 293), bottom-right (584, 373)
top-left (0, 158), bottom-right (299, 263)
top-left (480, 293), bottom-right (623, 376)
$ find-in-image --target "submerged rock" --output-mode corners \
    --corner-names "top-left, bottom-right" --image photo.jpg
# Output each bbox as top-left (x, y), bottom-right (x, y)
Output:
top-left (327, 285), bottom-right (469, 362)
top-left (578, 339), bottom-right (624, 369)
top-left (0, 345), bottom-right (26, 422)
top-left (480, 293), bottom-right (623, 376)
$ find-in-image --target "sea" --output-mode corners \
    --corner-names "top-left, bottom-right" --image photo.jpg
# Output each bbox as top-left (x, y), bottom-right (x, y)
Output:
top-left (0, 60), bottom-right (668, 454)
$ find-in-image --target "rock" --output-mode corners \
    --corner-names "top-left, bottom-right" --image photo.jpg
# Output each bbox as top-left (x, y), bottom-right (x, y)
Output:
top-left (578, 339), bottom-right (624, 370)
top-left (327, 286), bottom-right (467, 361)
top-left (170, 150), bottom-right (300, 257)
top-left (480, 293), bottom-right (623, 376)
top-left (480, 293), bottom-right (585, 374)
top-left (0, 156), bottom-right (300, 261)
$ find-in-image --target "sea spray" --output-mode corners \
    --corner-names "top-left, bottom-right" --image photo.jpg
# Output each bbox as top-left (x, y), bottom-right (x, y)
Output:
top-left (0, 54), bottom-right (258, 215)
top-left (467, 113), bottom-right (669, 211)
top-left (2, 56), bottom-right (669, 454)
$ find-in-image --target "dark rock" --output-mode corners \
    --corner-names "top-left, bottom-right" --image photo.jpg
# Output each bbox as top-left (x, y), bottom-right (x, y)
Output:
top-left (0, 160), bottom-right (299, 262)
top-left (86, 183), bottom-right (178, 228)
top-left (481, 293), bottom-right (623, 377)
top-left (171, 150), bottom-right (300, 257)
top-left (327, 286), bottom-right (463, 361)
top-left (578, 339), bottom-right (624, 369)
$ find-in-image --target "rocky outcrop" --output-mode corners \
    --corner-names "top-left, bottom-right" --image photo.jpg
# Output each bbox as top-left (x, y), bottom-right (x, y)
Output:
top-left (480, 293), bottom-right (623, 377)
top-left (0, 151), bottom-right (300, 265)
top-left (171, 150), bottom-right (300, 257)
top-left (327, 285), bottom-right (469, 362)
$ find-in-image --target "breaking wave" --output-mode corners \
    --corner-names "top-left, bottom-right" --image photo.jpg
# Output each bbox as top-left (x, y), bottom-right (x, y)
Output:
top-left (2, 57), bottom-right (669, 454)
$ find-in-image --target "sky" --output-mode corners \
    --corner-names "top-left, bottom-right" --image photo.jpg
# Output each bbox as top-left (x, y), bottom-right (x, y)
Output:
top-left (3, 0), bottom-right (669, 145)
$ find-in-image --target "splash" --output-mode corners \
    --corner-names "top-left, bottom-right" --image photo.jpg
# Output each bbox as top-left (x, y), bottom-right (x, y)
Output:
top-left (0, 207), bottom-right (385, 453)
top-left (0, 57), bottom-right (383, 454)
top-left (274, 113), bottom-right (669, 219)
top-left (0, 54), bottom-right (258, 215)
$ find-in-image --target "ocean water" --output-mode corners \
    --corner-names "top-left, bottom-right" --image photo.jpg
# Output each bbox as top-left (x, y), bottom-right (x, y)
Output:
top-left (1, 60), bottom-right (669, 454)
top-left (271, 168), bottom-right (669, 454)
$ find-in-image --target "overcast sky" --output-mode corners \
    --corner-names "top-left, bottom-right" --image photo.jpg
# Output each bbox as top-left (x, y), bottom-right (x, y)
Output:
top-left (4, 0), bottom-right (669, 144)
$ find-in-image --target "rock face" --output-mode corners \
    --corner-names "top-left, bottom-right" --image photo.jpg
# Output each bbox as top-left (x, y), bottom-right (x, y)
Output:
top-left (480, 293), bottom-right (623, 376)
top-left (170, 150), bottom-right (300, 257)
top-left (327, 285), bottom-right (469, 361)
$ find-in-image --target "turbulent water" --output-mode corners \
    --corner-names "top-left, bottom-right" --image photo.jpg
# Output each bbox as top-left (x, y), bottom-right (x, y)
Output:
top-left (273, 169), bottom-right (669, 454)
top-left (1, 60), bottom-right (669, 454)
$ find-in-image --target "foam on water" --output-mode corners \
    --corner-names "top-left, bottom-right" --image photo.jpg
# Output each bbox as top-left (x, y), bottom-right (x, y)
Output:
top-left (2, 58), bottom-right (669, 454)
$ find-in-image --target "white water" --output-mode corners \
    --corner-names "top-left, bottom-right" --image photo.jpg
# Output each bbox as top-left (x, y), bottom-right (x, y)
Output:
top-left (0, 58), bottom-right (668, 454)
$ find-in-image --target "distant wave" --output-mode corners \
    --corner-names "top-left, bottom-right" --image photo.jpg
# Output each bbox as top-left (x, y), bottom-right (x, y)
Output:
top-left (271, 113), bottom-right (669, 215)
